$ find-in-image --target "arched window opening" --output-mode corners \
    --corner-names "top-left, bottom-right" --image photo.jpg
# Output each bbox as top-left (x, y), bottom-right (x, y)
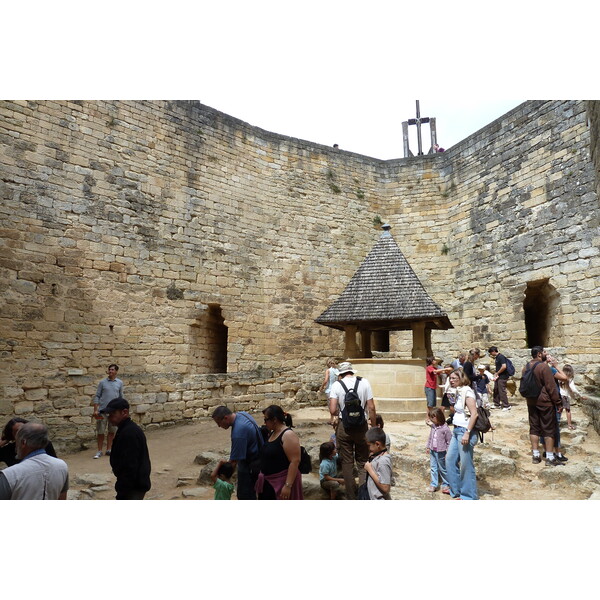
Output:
top-left (523, 279), bottom-right (559, 348)
top-left (189, 304), bottom-right (228, 374)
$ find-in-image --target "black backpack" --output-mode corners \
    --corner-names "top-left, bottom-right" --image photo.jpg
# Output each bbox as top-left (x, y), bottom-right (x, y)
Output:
top-left (463, 390), bottom-right (493, 442)
top-left (473, 406), bottom-right (492, 442)
top-left (279, 428), bottom-right (312, 474)
top-left (340, 376), bottom-right (366, 429)
top-left (519, 361), bottom-right (543, 398)
top-left (505, 357), bottom-right (515, 376)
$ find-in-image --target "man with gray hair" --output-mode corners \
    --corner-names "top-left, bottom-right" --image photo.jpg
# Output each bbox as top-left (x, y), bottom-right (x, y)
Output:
top-left (0, 422), bottom-right (69, 500)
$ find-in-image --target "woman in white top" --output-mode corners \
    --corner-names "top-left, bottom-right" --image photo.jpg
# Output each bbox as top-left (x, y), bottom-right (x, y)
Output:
top-left (320, 359), bottom-right (339, 408)
top-left (445, 369), bottom-right (479, 500)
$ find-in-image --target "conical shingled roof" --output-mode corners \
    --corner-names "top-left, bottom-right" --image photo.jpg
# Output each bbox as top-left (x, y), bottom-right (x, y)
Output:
top-left (315, 225), bottom-right (452, 331)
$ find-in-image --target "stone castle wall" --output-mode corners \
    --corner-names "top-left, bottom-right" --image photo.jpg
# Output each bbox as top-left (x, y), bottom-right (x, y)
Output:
top-left (383, 102), bottom-right (599, 376)
top-left (1, 100), bottom-right (598, 449)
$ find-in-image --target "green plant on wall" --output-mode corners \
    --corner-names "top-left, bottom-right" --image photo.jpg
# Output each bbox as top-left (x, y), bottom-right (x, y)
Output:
top-left (326, 168), bottom-right (341, 193)
top-left (372, 215), bottom-right (383, 227)
top-left (441, 243), bottom-right (449, 255)
top-left (356, 188), bottom-right (365, 200)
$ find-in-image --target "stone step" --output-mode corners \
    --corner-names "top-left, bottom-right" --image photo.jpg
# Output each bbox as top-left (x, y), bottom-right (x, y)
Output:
top-left (377, 410), bottom-right (428, 422)
top-left (376, 397), bottom-right (426, 412)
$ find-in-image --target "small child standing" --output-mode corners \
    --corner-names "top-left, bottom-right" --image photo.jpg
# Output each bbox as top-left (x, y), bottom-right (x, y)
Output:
top-left (476, 365), bottom-right (491, 408)
top-left (363, 428), bottom-right (392, 500)
top-left (375, 414), bottom-right (391, 452)
top-left (319, 441), bottom-right (344, 499)
top-left (425, 407), bottom-right (452, 494)
top-left (560, 364), bottom-right (581, 431)
top-left (210, 460), bottom-right (235, 500)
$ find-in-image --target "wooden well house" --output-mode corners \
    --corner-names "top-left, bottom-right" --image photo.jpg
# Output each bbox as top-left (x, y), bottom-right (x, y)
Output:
top-left (315, 224), bottom-right (453, 420)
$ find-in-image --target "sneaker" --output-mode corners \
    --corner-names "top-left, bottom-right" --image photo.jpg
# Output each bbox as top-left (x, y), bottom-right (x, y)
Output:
top-left (532, 455), bottom-right (542, 464)
top-left (490, 405), bottom-right (500, 410)
top-left (545, 457), bottom-right (564, 467)
top-left (93, 451), bottom-right (102, 459)
top-left (502, 406), bottom-right (511, 411)
top-left (105, 449), bottom-right (111, 456)
top-left (556, 455), bottom-right (568, 462)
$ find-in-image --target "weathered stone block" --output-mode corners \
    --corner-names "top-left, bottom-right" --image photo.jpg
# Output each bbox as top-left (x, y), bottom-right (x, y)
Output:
top-left (14, 401), bottom-right (34, 414)
top-left (24, 388), bottom-right (48, 402)
top-left (475, 452), bottom-right (517, 477)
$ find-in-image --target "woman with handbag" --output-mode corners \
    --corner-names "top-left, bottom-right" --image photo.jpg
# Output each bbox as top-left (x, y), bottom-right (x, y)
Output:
top-left (445, 369), bottom-right (479, 500)
top-left (255, 405), bottom-right (304, 500)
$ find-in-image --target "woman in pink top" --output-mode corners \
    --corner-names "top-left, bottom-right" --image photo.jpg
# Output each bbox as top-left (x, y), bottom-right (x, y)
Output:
top-left (426, 407), bottom-right (452, 493)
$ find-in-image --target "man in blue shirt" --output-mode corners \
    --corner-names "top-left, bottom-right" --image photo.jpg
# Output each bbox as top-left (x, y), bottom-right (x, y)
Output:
top-left (212, 406), bottom-right (262, 500)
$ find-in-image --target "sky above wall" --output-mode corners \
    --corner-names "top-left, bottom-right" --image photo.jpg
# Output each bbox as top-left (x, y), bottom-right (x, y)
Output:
top-left (197, 94), bottom-right (523, 159)
top-left (4, 2), bottom-right (598, 160)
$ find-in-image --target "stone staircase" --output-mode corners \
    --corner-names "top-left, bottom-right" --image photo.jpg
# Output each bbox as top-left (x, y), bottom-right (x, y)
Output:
top-left (351, 358), bottom-right (429, 422)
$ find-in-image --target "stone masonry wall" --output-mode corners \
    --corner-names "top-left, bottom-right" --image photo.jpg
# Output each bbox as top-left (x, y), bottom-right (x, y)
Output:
top-left (0, 100), bottom-right (388, 448)
top-left (583, 100), bottom-right (600, 432)
top-left (1, 100), bottom-right (598, 449)
top-left (376, 101), bottom-right (599, 390)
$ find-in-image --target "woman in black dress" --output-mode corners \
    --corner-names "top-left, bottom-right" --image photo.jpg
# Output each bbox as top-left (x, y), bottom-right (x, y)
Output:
top-left (256, 405), bottom-right (303, 500)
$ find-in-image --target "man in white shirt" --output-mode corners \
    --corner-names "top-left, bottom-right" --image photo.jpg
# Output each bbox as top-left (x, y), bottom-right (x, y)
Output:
top-left (329, 362), bottom-right (376, 499)
top-left (0, 422), bottom-right (69, 500)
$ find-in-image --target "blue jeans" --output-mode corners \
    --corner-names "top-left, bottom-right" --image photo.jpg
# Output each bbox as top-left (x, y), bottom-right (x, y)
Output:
top-left (429, 450), bottom-right (449, 489)
top-left (446, 426), bottom-right (478, 500)
top-left (425, 387), bottom-right (437, 407)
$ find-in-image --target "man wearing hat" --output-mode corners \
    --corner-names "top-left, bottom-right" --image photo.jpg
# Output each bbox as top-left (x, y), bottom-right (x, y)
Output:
top-left (329, 362), bottom-right (377, 499)
top-left (101, 397), bottom-right (151, 500)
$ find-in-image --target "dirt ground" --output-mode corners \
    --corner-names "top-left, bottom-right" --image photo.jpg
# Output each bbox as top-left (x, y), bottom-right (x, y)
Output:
top-left (62, 398), bottom-right (600, 500)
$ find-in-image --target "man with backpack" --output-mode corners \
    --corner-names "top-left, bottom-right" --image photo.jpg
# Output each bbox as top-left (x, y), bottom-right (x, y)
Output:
top-left (520, 347), bottom-right (563, 467)
top-left (329, 362), bottom-right (377, 499)
top-left (488, 346), bottom-right (513, 411)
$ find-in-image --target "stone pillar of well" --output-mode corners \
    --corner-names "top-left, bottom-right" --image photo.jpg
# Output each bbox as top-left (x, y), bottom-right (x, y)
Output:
top-left (411, 322), bottom-right (428, 359)
top-left (359, 328), bottom-right (372, 358)
top-left (344, 325), bottom-right (360, 358)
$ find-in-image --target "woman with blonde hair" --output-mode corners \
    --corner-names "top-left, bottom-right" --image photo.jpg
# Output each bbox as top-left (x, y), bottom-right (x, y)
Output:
top-left (320, 358), bottom-right (339, 405)
top-left (445, 369), bottom-right (479, 500)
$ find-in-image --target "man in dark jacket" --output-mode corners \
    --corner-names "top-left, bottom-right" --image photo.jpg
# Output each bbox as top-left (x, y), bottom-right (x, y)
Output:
top-left (522, 346), bottom-right (563, 467)
top-left (101, 397), bottom-right (151, 499)
top-left (463, 348), bottom-right (481, 394)
top-left (488, 346), bottom-right (511, 410)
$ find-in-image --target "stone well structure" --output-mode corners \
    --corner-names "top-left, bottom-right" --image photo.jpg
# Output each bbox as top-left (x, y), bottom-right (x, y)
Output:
top-left (316, 223), bottom-right (452, 359)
